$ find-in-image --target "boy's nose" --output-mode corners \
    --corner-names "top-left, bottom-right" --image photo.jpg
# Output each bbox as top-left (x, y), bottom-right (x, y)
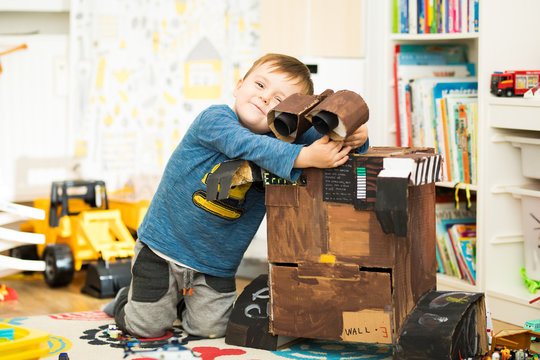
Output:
top-left (260, 93), bottom-right (270, 104)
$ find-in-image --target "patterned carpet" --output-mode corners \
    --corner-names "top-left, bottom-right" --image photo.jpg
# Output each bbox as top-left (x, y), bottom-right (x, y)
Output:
top-left (0, 310), bottom-right (393, 359)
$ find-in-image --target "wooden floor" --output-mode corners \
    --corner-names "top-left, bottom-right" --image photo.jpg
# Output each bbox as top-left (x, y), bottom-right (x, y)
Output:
top-left (0, 270), bottom-right (251, 318)
top-left (0, 270), bottom-right (520, 336)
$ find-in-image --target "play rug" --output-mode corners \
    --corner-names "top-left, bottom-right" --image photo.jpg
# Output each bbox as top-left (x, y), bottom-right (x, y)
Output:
top-left (0, 311), bottom-right (393, 360)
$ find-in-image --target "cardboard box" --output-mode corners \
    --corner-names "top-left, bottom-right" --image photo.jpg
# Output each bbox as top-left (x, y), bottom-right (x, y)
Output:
top-left (265, 148), bottom-right (439, 344)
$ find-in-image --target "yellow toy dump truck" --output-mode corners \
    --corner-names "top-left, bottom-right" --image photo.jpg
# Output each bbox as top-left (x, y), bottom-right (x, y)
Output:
top-left (19, 180), bottom-right (135, 298)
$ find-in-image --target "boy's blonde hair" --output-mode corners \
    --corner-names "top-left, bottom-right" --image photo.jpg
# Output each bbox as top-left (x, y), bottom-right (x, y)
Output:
top-left (244, 53), bottom-right (314, 95)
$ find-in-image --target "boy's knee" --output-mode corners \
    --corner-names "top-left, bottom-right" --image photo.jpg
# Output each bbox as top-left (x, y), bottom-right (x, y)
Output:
top-left (128, 321), bottom-right (169, 339)
top-left (184, 319), bottom-right (227, 338)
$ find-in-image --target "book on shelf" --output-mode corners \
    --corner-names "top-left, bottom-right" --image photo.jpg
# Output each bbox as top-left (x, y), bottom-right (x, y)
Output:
top-left (394, 0), bottom-right (479, 34)
top-left (393, 44), bottom-right (472, 147)
top-left (408, 0), bottom-right (418, 34)
top-left (443, 94), bottom-right (477, 184)
top-left (447, 223), bottom-right (477, 285)
top-left (396, 63), bottom-right (474, 147)
top-left (432, 81), bottom-right (478, 182)
top-left (435, 197), bottom-right (476, 283)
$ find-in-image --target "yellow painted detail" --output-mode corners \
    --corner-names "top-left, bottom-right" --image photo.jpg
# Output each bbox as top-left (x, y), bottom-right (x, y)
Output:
top-left (104, 114), bottom-right (113, 126)
top-left (175, 0), bottom-right (187, 14)
top-left (163, 91), bottom-right (177, 104)
top-left (320, 254), bottom-right (336, 263)
top-left (153, 31), bottom-right (159, 53)
top-left (238, 17), bottom-right (246, 32)
top-left (192, 190), bottom-right (243, 221)
top-left (74, 140), bottom-right (87, 157)
top-left (119, 90), bottom-right (128, 102)
top-left (96, 57), bottom-right (106, 88)
top-left (113, 68), bottom-right (131, 83)
top-left (184, 60), bottom-right (222, 99)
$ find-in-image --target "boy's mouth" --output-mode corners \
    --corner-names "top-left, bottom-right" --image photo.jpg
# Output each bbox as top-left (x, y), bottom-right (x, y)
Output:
top-left (252, 103), bottom-right (265, 115)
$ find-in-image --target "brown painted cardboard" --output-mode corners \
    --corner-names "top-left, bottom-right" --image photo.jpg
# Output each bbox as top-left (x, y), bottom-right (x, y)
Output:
top-left (306, 90), bottom-right (369, 141)
top-left (269, 264), bottom-right (392, 342)
top-left (267, 90), bottom-right (334, 143)
top-left (266, 147), bottom-right (439, 345)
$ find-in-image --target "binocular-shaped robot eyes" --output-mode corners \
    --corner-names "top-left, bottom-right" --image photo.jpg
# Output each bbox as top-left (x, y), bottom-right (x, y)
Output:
top-left (267, 89), bottom-right (369, 143)
top-left (274, 109), bottom-right (339, 138)
top-left (310, 110), bottom-right (339, 136)
top-left (273, 112), bottom-right (298, 137)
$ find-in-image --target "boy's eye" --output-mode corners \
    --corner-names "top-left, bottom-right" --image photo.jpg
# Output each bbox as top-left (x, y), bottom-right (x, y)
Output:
top-left (256, 82), bottom-right (264, 88)
top-left (274, 97), bottom-right (282, 103)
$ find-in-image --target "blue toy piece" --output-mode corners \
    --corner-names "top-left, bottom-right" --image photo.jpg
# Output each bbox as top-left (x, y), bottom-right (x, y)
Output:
top-left (122, 338), bottom-right (200, 359)
top-left (0, 328), bottom-right (14, 342)
top-left (523, 319), bottom-right (540, 341)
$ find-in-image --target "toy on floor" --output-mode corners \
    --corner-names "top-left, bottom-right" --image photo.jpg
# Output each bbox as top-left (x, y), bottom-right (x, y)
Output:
top-left (122, 337), bottom-right (200, 359)
top-left (491, 329), bottom-right (540, 354)
top-left (0, 284), bottom-right (18, 301)
top-left (0, 200), bottom-right (46, 278)
top-left (17, 180), bottom-right (134, 298)
top-left (489, 346), bottom-right (537, 360)
top-left (524, 319), bottom-right (540, 341)
top-left (0, 328), bottom-right (14, 342)
top-left (106, 324), bottom-right (123, 339)
top-left (522, 268), bottom-right (540, 294)
top-left (0, 323), bottom-right (49, 360)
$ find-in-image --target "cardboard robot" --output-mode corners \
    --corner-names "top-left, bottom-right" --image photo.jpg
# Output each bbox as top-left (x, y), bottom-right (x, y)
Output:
top-left (221, 90), bottom-right (488, 359)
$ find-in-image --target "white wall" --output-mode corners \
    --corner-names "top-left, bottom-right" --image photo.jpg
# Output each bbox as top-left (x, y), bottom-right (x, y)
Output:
top-left (0, 7), bottom-right (71, 201)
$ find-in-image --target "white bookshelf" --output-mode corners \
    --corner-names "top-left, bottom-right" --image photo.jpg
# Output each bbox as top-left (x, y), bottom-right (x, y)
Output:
top-left (368, 0), bottom-right (540, 326)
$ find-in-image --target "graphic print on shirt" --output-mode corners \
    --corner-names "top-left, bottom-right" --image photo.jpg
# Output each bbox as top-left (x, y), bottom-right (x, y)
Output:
top-left (192, 162), bottom-right (252, 220)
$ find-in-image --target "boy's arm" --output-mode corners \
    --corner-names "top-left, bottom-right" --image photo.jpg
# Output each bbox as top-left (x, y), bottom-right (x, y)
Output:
top-left (293, 135), bottom-right (352, 168)
top-left (296, 123), bottom-right (370, 156)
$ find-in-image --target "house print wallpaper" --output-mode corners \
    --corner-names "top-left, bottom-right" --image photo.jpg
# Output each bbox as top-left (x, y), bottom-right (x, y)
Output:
top-left (70, 0), bottom-right (260, 197)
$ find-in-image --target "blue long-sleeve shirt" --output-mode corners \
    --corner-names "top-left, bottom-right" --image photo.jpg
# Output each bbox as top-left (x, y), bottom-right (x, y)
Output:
top-left (138, 105), bottom-right (369, 277)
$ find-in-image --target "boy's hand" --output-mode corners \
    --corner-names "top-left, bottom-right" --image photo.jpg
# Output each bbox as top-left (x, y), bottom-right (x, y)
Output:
top-left (294, 136), bottom-right (352, 169)
top-left (343, 124), bottom-right (368, 148)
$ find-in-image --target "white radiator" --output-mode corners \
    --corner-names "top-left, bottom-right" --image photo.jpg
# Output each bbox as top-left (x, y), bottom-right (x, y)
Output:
top-left (0, 34), bottom-right (71, 201)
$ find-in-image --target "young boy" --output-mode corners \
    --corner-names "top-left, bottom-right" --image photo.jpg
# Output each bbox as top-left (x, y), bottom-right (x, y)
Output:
top-left (108, 53), bottom-right (369, 339)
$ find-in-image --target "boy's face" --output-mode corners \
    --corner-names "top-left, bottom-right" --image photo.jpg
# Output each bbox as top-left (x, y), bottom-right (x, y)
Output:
top-left (233, 62), bottom-right (304, 134)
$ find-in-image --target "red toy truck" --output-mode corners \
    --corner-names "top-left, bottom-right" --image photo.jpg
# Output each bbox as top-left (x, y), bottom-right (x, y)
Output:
top-left (491, 70), bottom-right (540, 97)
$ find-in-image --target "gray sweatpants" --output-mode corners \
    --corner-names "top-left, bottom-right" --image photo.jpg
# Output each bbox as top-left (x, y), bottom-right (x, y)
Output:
top-left (114, 239), bottom-right (237, 338)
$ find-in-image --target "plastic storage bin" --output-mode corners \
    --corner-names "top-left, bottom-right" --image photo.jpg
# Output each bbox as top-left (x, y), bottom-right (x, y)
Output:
top-left (505, 134), bottom-right (540, 179)
top-left (0, 323), bottom-right (49, 360)
top-left (511, 183), bottom-right (540, 281)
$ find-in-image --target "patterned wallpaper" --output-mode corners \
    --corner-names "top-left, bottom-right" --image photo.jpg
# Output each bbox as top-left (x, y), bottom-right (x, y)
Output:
top-left (70, 0), bottom-right (260, 197)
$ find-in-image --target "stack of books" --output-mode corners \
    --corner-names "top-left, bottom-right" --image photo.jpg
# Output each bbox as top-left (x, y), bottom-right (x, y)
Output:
top-left (393, 0), bottom-right (480, 34)
top-left (393, 44), bottom-right (478, 184)
top-left (435, 192), bottom-right (477, 284)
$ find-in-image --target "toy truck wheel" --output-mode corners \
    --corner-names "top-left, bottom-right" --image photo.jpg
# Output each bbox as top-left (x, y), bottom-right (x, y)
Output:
top-left (43, 244), bottom-right (75, 287)
top-left (505, 88), bottom-right (514, 97)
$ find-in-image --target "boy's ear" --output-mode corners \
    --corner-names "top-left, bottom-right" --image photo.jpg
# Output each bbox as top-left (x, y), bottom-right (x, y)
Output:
top-left (233, 79), bottom-right (243, 97)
